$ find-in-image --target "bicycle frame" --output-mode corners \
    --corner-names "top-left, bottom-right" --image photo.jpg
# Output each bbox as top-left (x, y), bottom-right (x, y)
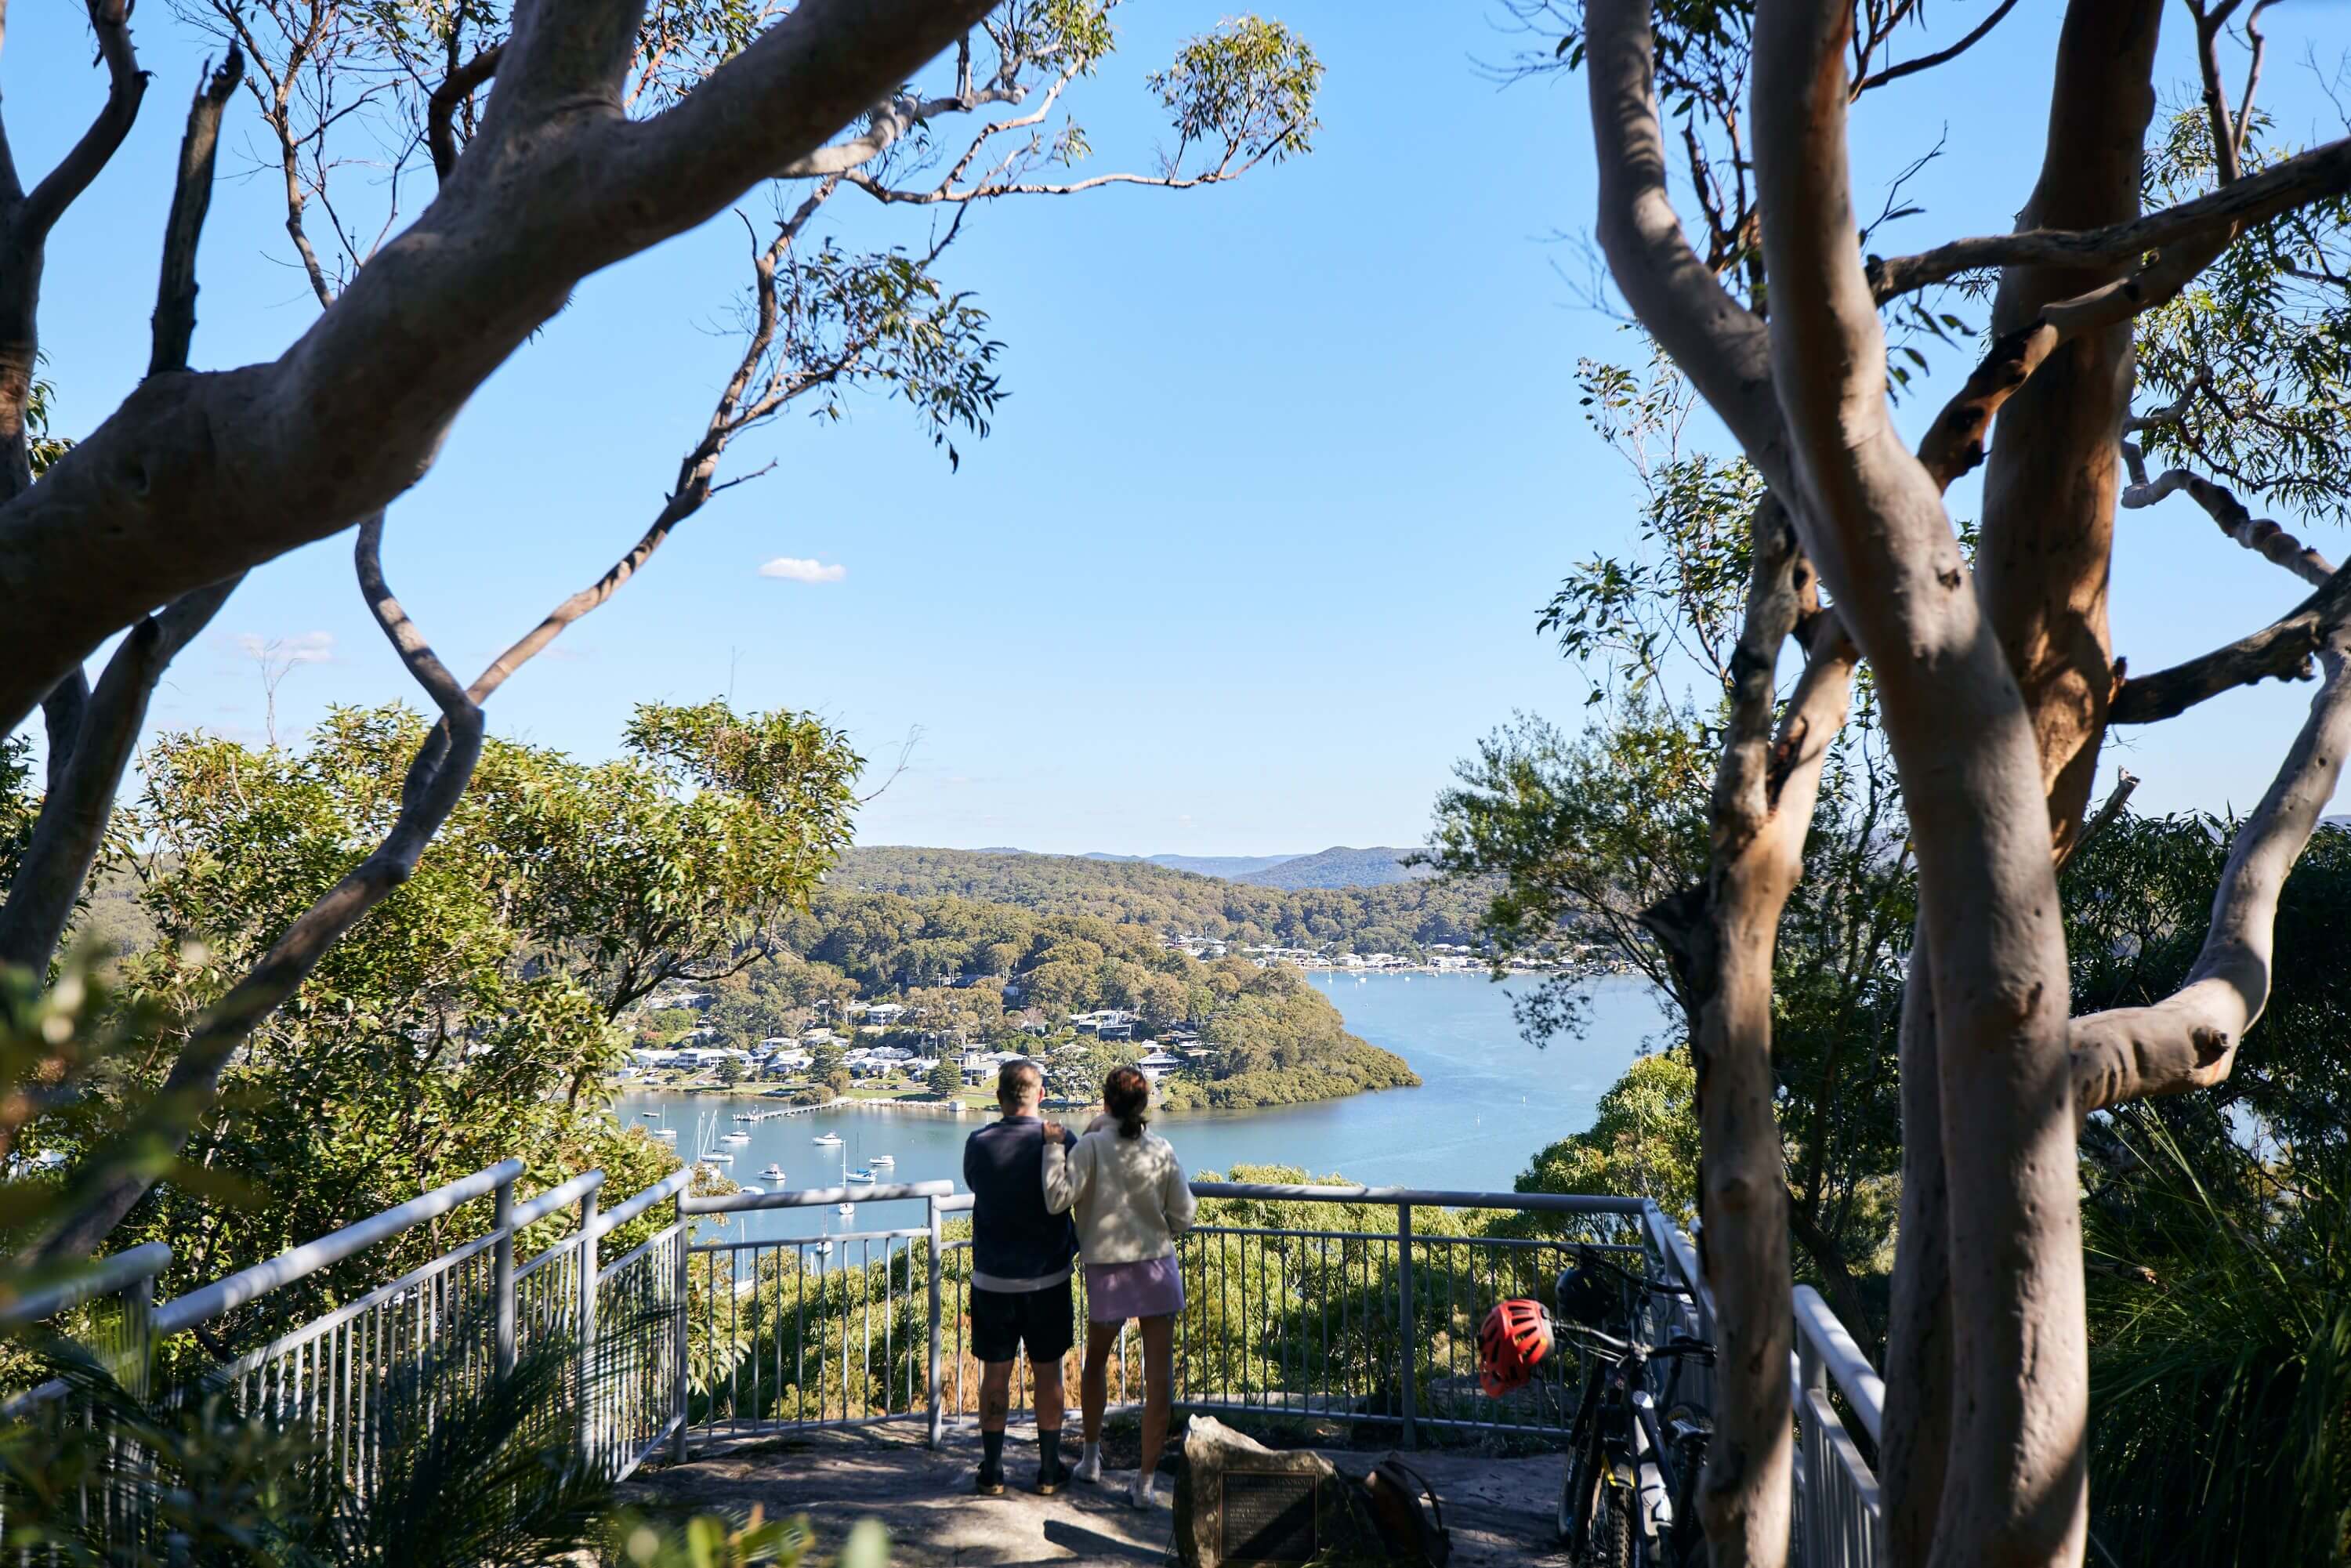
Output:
top-left (1561, 1331), bottom-right (1714, 1560)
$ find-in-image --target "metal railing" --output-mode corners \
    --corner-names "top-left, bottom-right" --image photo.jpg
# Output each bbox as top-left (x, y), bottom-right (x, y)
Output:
top-left (9, 1161), bottom-right (1882, 1562)
top-left (1795, 1284), bottom-right (1886, 1566)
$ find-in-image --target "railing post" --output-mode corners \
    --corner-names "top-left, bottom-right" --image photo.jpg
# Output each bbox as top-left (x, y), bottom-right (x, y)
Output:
top-left (670, 1186), bottom-right (690, 1463)
top-left (1396, 1201), bottom-right (1416, 1451)
top-left (926, 1193), bottom-right (945, 1449)
top-left (118, 1269), bottom-right (155, 1404)
top-left (492, 1171), bottom-right (517, 1378)
top-left (577, 1186), bottom-right (600, 1467)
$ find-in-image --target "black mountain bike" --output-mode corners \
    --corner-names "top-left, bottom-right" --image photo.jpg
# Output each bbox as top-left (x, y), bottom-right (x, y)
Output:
top-left (1553, 1247), bottom-right (1715, 1568)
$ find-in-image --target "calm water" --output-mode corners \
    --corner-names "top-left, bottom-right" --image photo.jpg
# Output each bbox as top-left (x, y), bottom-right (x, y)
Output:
top-left (615, 972), bottom-right (1672, 1244)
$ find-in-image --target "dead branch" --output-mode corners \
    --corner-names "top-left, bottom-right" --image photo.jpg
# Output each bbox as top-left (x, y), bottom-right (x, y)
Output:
top-left (150, 49), bottom-right (245, 378)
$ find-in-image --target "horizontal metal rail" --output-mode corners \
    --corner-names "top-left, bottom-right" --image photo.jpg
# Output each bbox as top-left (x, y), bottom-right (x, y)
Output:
top-left (1795, 1285), bottom-right (1883, 1444)
top-left (597, 1167), bottom-right (693, 1234)
top-left (683, 1179), bottom-right (952, 1215)
top-left (156, 1158), bottom-right (523, 1334)
top-left (513, 1170), bottom-right (605, 1229)
top-left (0, 1242), bottom-right (172, 1330)
top-left (1189, 1180), bottom-right (1650, 1214)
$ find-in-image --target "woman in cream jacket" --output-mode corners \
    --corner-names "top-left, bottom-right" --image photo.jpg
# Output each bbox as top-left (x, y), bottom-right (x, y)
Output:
top-left (1041, 1064), bottom-right (1195, 1508)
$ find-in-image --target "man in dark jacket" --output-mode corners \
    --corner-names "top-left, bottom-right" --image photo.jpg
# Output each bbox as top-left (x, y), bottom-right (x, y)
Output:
top-left (962, 1059), bottom-right (1078, 1496)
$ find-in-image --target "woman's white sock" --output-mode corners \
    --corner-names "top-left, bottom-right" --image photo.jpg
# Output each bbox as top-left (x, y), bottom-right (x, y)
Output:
top-left (1074, 1443), bottom-right (1103, 1482)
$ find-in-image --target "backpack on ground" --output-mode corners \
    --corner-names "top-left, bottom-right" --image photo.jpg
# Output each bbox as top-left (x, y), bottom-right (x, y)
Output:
top-left (1359, 1456), bottom-right (1451, 1568)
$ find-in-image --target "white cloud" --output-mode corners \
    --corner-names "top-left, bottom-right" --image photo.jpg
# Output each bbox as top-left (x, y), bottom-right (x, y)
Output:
top-left (758, 556), bottom-right (847, 585)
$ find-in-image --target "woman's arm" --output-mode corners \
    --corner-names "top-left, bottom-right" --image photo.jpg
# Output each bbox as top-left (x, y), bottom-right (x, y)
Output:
top-left (1041, 1132), bottom-right (1089, 1215)
top-left (1161, 1147), bottom-right (1198, 1236)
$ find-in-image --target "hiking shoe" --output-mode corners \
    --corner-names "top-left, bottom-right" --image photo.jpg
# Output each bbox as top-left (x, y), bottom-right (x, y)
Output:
top-left (1035, 1450), bottom-right (1068, 1496)
top-left (975, 1462), bottom-right (1006, 1497)
top-left (1128, 1473), bottom-right (1158, 1510)
top-left (1072, 1450), bottom-right (1103, 1486)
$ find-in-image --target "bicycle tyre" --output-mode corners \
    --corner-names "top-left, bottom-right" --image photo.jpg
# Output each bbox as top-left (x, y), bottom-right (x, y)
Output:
top-left (1596, 1486), bottom-right (1636, 1568)
top-left (1561, 1454), bottom-right (1634, 1568)
top-left (1559, 1439), bottom-right (1600, 1543)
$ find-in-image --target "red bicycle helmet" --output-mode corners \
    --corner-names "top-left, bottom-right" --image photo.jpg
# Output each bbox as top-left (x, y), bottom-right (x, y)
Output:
top-left (1478, 1298), bottom-right (1553, 1396)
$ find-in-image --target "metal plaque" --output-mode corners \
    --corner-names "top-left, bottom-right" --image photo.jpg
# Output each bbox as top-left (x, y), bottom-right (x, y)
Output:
top-left (1219, 1466), bottom-right (1321, 1565)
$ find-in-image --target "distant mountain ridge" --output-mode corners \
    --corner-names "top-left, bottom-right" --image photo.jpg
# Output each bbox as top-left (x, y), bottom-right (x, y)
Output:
top-left (1081, 851), bottom-right (1300, 879)
top-left (1232, 846), bottom-right (1428, 889)
top-left (975, 844), bottom-right (1429, 889)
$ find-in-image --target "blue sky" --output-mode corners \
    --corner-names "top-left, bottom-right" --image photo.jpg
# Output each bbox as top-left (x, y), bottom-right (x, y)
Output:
top-left (11, 0), bottom-right (2351, 855)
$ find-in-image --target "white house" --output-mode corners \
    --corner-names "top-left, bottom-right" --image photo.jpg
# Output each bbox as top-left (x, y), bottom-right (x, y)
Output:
top-left (1136, 1050), bottom-right (1186, 1083)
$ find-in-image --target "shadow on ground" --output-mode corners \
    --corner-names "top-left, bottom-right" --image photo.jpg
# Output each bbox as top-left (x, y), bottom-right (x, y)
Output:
top-left (618, 1420), bottom-right (1574, 1566)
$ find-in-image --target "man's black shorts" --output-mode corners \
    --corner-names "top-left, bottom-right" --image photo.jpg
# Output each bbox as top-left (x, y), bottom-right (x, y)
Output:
top-left (970, 1278), bottom-right (1074, 1364)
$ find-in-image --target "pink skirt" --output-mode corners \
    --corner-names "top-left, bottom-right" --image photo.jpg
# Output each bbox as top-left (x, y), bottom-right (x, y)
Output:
top-left (1084, 1255), bottom-right (1185, 1323)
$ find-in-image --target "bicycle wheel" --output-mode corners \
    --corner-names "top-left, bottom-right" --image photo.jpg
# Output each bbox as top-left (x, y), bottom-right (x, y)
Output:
top-left (1559, 1439), bottom-right (1601, 1543)
top-left (1561, 1450), bottom-right (1634, 1568)
top-left (1595, 1487), bottom-right (1636, 1568)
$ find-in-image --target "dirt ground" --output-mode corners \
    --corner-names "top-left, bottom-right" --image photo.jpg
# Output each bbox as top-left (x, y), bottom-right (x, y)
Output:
top-left (618, 1416), bottom-right (1576, 1566)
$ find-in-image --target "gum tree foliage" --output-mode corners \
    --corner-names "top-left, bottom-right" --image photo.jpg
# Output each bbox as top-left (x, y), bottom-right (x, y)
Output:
top-left (1509, 0), bottom-right (2351, 1559)
top-left (0, 0), bottom-right (1322, 1286)
top-left (7, 699), bottom-right (854, 1355)
top-left (1428, 351), bottom-right (1909, 1342)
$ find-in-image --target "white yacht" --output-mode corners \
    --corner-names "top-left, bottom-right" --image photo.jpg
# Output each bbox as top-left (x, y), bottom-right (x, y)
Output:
top-left (813, 1131), bottom-right (843, 1147)
top-left (869, 1153), bottom-right (895, 1168)
top-left (836, 1202), bottom-right (856, 1219)
top-left (720, 1131), bottom-right (749, 1146)
top-left (760, 1163), bottom-right (785, 1182)
top-left (704, 1150), bottom-right (734, 1165)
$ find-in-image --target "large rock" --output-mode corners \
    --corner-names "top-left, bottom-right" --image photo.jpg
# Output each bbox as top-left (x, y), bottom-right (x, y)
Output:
top-left (1173, 1415), bottom-right (1393, 1568)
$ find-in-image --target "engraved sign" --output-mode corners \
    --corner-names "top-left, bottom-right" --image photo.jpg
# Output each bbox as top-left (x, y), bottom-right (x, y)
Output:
top-left (1219, 1466), bottom-right (1320, 1565)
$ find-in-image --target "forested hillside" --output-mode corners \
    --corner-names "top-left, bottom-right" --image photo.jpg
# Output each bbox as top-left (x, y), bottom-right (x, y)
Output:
top-left (832, 846), bottom-right (1483, 957)
top-left (692, 889), bottom-right (1422, 1107)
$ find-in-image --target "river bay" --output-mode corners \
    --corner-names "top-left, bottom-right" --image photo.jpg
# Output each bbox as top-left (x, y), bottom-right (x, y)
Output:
top-left (616, 972), bottom-right (1674, 1244)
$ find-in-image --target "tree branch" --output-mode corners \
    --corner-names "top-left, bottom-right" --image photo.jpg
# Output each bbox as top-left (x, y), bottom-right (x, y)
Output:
top-left (15, 0), bottom-right (149, 244)
top-left (1850, 0), bottom-right (2023, 96)
top-left (2112, 569), bottom-right (2351, 723)
top-left (2074, 621), bottom-right (2351, 1114)
top-left (150, 48), bottom-right (245, 379)
top-left (1868, 133), bottom-right (2351, 301)
top-left (1584, 0), bottom-right (1792, 491)
top-left (0, 43), bottom-right (252, 978)
top-left (428, 45), bottom-right (503, 183)
top-left (0, 583), bottom-right (237, 974)
top-left (0, 0), bottom-right (1001, 738)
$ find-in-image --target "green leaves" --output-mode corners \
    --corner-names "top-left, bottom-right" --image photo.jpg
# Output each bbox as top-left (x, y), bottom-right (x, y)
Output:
top-left (1147, 16), bottom-right (1323, 169)
top-left (774, 244), bottom-right (1005, 472)
top-left (1543, 355), bottom-right (1762, 700)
